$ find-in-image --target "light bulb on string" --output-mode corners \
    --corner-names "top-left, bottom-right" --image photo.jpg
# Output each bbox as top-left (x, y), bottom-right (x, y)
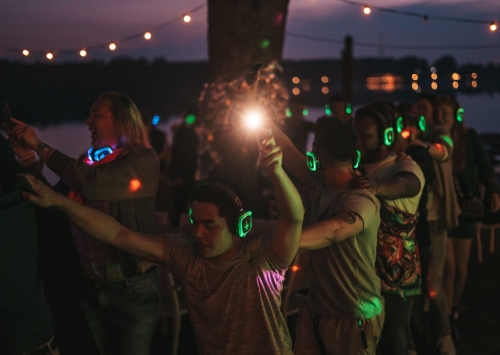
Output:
top-left (46, 52), bottom-right (54, 60)
top-left (109, 42), bottom-right (117, 51)
top-left (490, 22), bottom-right (497, 32)
top-left (80, 49), bottom-right (87, 57)
top-left (22, 49), bottom-right (29, 56)
top-left (144, 32), bottom-right (152, 40)
top-left (183, 14), bottom-right (191, 23)
top-left (363, 5), bottom-right (371, 15)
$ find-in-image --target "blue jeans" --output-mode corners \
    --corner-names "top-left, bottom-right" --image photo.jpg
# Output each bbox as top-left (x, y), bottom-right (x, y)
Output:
top-left (81, 268), bottom-right (161, 355)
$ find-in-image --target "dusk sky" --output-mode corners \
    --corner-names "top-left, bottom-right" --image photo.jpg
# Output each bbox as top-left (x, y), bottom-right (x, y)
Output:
top-left (2, 0), bottom-right (500, 65)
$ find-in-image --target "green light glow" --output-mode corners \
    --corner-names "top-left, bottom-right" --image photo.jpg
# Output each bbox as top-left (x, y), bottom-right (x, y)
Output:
top-left (237, 211), bottom-right (253, 237)
top-left (260, 39), bottom-right (270, 49)
top-left (325, 104), bottom-right (331, 115)
top-left (306, 151), bottom-right (318, 171)
top-left (185, 114), bottom-right (196, 125)
top-left (354, 150), bottom-right (361, 169)
top-left (396, 116), bottom-right (404, 134)
top-left (384, 128), bottom-right (394, 146)
top-left (440, 135), bottom-right (454, 148)
top-left (346, 103), bottom-right (352, 115)
top-left (359, 297), bottom-right (384, 319)
top-left (302, 109), bottom-right (309, 116)
top-left (419, 116), bottom-right (426, 132)
top-left (457, 107), bottom-right (464, 122)
top-left (285, 107), bottom-right (292, 117)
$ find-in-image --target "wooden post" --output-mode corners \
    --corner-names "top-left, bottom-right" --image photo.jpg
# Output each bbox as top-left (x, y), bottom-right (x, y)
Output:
top-left (341, 35), bottom-right (353, 105)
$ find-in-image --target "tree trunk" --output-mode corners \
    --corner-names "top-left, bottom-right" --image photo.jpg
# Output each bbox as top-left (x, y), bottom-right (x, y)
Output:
top-left (208, 0), bottom-right (290, 81)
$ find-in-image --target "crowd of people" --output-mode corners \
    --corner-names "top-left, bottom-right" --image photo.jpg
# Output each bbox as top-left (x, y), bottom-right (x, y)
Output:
top-left (1, 88), bottom-right (499, 355)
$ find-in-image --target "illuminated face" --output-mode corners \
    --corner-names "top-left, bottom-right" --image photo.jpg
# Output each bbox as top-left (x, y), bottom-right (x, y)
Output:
top-left (85, 99), bottom-right (119, 149)
top-left (433, 103), bottom-right (455, 131)
top-left (191, 201), bottom-right (235, 259)
top-left (416, 98), bottom-right (434, 125)
top-left (353, 115), bottom-right (383, 163)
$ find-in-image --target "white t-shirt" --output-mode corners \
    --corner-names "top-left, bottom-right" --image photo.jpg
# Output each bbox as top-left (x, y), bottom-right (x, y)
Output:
top-left (163, 234), bottom-right (293, 355)
top-left (364, 154), bottom-right (425, 215)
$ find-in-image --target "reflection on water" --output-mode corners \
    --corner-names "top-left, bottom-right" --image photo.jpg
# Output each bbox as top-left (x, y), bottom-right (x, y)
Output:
top-left (31, 93), bottom-right (499, 185)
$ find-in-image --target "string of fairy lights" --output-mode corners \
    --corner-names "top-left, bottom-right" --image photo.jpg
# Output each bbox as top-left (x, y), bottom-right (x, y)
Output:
top-left (2, 1), bottom-right (499, 61)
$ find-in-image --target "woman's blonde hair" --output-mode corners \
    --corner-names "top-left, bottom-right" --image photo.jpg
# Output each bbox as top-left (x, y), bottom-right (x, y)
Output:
top-left (97, 92), bottom-right (151, 149)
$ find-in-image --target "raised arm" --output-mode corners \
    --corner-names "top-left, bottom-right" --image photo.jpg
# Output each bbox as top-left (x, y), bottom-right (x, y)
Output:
top-left (260, 136), bottom-right (305, 266)
top-left (300, 210), bottom-right (364, 250)
top-left (268, 120), bottom-right (316, 189)
top-left (22, 174), bottom-right (166, 264)
top-left (352, 171), bottom-right (421, 200)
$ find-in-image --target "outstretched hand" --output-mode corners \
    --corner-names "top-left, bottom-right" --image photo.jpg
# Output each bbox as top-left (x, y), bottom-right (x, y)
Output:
top-left (20, 174), bottom-right (64, 208)
top-left (8, 118), bottom-right (42, 151)
top-left (259, 135), bottom-right (283, 175)
top-left (350, 170), bottom-right (379, 195)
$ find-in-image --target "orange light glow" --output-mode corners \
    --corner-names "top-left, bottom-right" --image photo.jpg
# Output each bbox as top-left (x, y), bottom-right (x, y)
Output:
top-left (401, 130), bottom-right (411, 139)
top-left (321, 86), bottom-right (329, 94)
top-left (429, 290), bottom-right (437, 299)
top-left (129, 179), bottom-right (142, 192)
top-left (292, 265), bottom-right (300, 272)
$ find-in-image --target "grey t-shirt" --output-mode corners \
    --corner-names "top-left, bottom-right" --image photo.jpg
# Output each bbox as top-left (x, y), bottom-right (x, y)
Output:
top-left (164, 234), bottom-right (293, 355)
top-left (308, 187), bottom-right (384, 320)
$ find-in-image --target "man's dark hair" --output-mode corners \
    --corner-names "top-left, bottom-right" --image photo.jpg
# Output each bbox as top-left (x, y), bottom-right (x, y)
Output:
top-left (191, 178), bottom-right (245, 234)
top-left (328, 93), bottom-right (347, 104)
top-left (416, 92), bottom-right (436, 105)
top-left (355, 104), bottom-right (395, 139)
top-left (313, 117), bottom-right (357, 163)
top-left (289, 95), bottom-right (307, 106)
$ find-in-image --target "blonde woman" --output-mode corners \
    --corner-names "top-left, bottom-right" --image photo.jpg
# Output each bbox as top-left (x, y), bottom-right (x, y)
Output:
top-left (9, 92), bottom-right (160, 355)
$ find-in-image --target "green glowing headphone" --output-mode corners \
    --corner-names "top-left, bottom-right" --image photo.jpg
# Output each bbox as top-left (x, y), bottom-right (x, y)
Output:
top-left (306, 149), bottom-right (361, 172)
top-left (189, 181), bottom-right (253, 238)
top-left (418, 115), bottom-right (427, 132)
top-left (369, 106), bottom-right (394, 146)
top-left (456, 107), bottom-right (464, 122)
top-left (396, 116), bottom-right (404, 134)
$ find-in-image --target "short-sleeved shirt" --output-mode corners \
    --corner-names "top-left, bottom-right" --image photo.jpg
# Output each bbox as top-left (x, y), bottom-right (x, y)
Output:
top-left (163, 234), bottom-right (293, 355)
top-left (364, 154), bottom-right (425, 296)
top-left (308, 186), bottom-right (383, 320)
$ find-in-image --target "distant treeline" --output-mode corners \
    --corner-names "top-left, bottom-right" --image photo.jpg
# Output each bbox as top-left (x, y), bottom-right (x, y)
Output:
top-left (1, 55), bottom-right (498, 125)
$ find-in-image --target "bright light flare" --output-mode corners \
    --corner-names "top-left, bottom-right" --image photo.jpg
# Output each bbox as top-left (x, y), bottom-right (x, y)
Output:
top-left (109, 43), bottom-right (117, 51)
top-left (490, 22), bottom-right (497, 32)
top-left (245, 110), bottom-right (262, 129)
top-left (46, 52), bottom-right (54, 60)
top-left (22, 49), bottom-right (29, 56)
top-left (79, 49), bottom-right (87, 57)
top-left (183, 14), bottom-right (191, 23)
top-left (144, 32), bottom-right (152, 40)
top-left (129, 179), bottom-right (142, 192)
top-left (401, 130), bottom-right (411, 139)
top-left (363, 5), bottom-right (371, 15)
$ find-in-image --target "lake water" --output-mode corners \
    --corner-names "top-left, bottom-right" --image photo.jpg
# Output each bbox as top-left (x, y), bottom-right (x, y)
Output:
top-left (24, 92), bottom-right (500, 185)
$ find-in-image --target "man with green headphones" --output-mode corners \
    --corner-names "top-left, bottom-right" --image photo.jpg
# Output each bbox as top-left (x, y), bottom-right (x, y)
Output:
top-left (19, 134), bottom-right (305, 355)
top-left (270, 116), bottom-right (384, 355)
top-left (352, 103), bottom-right (425, 355)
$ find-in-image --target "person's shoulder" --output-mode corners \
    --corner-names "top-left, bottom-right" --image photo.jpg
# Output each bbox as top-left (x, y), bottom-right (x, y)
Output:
top-left (123, 147), bottom-right (157, 160)
top-left (343, 188), bottom-right (380, 206)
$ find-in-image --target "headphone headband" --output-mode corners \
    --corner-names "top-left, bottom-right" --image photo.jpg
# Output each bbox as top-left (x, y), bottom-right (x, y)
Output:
top-left (196, 181), bottom-right (244, 211)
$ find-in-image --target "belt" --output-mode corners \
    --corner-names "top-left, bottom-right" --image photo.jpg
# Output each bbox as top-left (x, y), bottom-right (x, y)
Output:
top-left (87, 265), bottom-right (158, 289)
top-left (22, 337), bottom-right (58, 355)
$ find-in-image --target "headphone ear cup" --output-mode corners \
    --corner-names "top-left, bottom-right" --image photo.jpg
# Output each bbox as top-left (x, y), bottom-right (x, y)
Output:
top-left (456, 108), bottom-right (464, 122)
top-left (188, 208), bottom-right (194, 224)
top-left (353, 150), bottom-right (361, 169)
top-left (306, 151), bottom-right (320, 171)
top-left (237, 211), bottom-right (253, 237)
top-left (419, 116), bottom-right (427, 132)
top-left (384, 127), bottom-right (394, 146)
